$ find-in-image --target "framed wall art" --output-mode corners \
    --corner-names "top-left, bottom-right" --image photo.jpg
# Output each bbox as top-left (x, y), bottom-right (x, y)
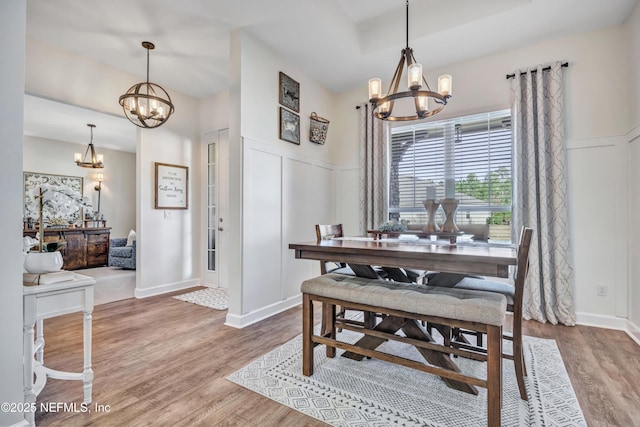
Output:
top-left (155, 162), bottom-right (189, 209)
top-left (279, 71), bottom-right (300, 112)
top-left (279, 107), bottom-right (300, 145)
top-left (23, 172), bottom-right (84, 223)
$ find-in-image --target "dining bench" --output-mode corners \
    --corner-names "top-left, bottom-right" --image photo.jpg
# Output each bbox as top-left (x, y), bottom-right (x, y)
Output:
top-left (301, 273), bottom-right (507, 427)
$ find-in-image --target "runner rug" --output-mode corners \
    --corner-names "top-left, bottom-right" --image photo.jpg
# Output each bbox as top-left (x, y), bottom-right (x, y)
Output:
top-left (227, 321), bottom-right (586, 426)
top-left (173, 287), bottom-right (228, 310)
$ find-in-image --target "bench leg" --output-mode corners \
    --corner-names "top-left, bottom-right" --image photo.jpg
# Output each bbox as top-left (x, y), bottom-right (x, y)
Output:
top-left (326, 303), bottom-right (336, 358)
top-left (302, 294), bottom-right (314, 376)
top-left (486, 324), bottom-right (502, 427)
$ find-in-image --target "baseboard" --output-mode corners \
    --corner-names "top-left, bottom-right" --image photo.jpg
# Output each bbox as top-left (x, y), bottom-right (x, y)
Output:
top-left (575, 312), bottom-right (628, 330)
top-left (10, 419), bottom-right (30, 427)
top-left (627, 319), bottom-right (640, 346)
top-left (134, 279), bottom-right (200, 299)
top-left (576, 312), bottom-right (640, 346)
top-left (225, 294), bottom-right (301, 329)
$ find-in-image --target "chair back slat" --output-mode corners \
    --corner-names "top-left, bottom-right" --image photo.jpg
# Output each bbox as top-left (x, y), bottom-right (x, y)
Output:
top-left (512, 226), bottom-right (533, 316)
top-left (315, 224), bottom-right (345, 274)
top-left (316, 224), bottom-right (344, 241)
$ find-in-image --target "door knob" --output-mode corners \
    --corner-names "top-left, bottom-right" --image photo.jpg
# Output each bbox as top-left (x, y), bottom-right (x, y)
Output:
top-left (218, 227), bottom-right (224, 231)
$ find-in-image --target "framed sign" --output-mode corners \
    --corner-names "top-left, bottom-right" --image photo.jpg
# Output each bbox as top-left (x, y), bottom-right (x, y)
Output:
top-left (155, 162), bottom-right (188, 209)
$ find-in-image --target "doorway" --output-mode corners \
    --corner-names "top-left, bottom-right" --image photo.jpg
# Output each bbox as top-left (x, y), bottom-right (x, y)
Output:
top-left (203, 128), bottom-right (229, 288)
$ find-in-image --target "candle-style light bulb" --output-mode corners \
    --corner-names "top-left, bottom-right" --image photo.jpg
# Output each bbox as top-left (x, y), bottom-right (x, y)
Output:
top-left (150, 99), bottom-right (159, 115)
top-left (438, 74), bottom-right (452, 97)
top-left (408, 63), bottom-right (423, 90)
top-left (416, 96), bottom-right (428, 115)
top-left (74, 153), bottom-right (82, 163)
top-left (126, 97), bottom-right (137, 113)
top-left (368, 78), bottom-right (382, 101)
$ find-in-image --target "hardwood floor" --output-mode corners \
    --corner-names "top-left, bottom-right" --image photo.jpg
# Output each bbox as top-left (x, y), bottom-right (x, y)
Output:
top-left (34, 287), bottom-right (640, 426)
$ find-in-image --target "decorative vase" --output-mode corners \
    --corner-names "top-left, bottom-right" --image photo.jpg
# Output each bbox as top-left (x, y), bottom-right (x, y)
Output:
top-left (422, 199), bottom-right (440, 233)
top-left (24, 251), bottom-right (64, 274)
top-left (440, 198), bottom-right (460, 233)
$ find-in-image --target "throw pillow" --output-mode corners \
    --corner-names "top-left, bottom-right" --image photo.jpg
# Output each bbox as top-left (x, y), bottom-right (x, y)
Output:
top-left (126, 229), bottom-right (136, 247)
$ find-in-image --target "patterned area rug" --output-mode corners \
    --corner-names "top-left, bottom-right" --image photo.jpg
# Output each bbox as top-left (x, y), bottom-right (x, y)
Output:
top-left (173, 287), bottom-right (228, 310)
top-left (227, 319), bottom-right (586, 426)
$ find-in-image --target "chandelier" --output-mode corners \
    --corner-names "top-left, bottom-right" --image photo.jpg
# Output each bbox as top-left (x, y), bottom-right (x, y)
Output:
top-left (368, 0), bottom-right (452, 121)
top-left (119, 41), bottom-right (175, 128)
top-left (74, 124), bottom-right (104, 168)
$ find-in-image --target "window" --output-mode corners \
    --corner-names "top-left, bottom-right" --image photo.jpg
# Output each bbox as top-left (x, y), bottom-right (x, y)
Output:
top-left (207, 142), bottom-right (216, 271)
top-left (389, 110), bottom-right (512, 240)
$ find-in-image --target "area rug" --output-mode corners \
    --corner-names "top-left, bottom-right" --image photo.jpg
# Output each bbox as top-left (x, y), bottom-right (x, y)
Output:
top-left (173, 287), bottom-right (228, 310)
top-left (227, 320), bottom-right (586, 426)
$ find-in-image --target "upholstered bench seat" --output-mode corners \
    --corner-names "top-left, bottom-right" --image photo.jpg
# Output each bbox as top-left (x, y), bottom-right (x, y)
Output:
top-left (426, 274), bottom-right (515, 306)
top-left (301, 273), bottom-right (507, 326)
top-left (301, 273), bottom-right (507, 427)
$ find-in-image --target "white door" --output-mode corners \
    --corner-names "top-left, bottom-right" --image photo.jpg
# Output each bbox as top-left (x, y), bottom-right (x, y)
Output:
top-left (203, 128), bottom-right (229, 288)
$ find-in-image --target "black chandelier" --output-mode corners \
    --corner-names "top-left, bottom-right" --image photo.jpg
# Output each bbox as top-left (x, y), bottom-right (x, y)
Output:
top-left (74, 124), bottom-right (104, 169)
top-left (368, 0), bottom-right (452, 121)
top-left (119, 41), bottom-right (175, 128)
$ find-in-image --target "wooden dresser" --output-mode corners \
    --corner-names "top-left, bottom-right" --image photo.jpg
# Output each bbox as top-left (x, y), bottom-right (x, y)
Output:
top-left (23, 227), bottom-right (111, 270)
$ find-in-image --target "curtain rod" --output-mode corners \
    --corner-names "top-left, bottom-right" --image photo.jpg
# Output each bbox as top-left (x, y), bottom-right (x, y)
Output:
top-left (506, 62), bottom-right (569, 79)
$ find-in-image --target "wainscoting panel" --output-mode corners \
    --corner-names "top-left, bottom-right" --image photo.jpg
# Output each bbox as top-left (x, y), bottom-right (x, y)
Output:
top-left (242, 144), bottom-right (283, 314)
top-left (566, 137), bottom-right (626, 319)
top-left (282, 158), bottom-right (320, 300)
top-left (242, 138), bottom-right (336, 321)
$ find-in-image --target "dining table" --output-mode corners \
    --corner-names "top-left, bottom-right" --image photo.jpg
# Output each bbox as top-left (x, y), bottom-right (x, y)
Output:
top-left (289, 235), bottom-right (518, 394)
top-left (289, 236), bottom-right (517, 278)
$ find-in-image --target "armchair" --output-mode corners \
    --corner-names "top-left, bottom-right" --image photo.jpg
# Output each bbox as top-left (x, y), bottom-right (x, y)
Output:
top-left (109, 238), bottom-right (136, 270)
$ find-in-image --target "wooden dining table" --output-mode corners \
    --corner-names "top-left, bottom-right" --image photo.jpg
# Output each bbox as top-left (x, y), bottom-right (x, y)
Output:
top-left (289, 237), bottom-right (517, 278)
top-left (289, 236), bottom-right (518, 394)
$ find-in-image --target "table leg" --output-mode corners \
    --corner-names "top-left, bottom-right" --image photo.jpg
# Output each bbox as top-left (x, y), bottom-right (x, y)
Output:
top-left (342, 316), bottom-right (478, 394)
top-left (35, 319), bottom-right (44, 364)
top-left (341, 316), bottom-right (406, 360)
top-left (23, 321), bottom-right (36, 427)
top-left (401, 320), bottom-right (477, 394)
top-left (82, 309), bottom-right (93, 405)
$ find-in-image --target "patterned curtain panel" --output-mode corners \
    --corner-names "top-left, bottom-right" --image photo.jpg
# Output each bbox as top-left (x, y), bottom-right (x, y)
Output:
top-left (358, 104), bottom-right (388, 234)
top-left (510, 61), bottom-right (576, 326)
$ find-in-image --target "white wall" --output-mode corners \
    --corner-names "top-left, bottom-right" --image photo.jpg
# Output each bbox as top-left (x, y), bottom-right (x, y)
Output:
top-left (23, 136), bottom-right (136, 238)
top-left (225, 31), bottom-right (339, 327)
top-left (135, 124), bottom-right (201, 297)
top-left (334, 26), bottom-right (633, 325)
top-left (625, 2), bottom-right (640, 337)
top-left (628, 2), bottom-right (640, 127)
top-left (199, 90), bottom-right (229, 133)
top-left (332, 89), bottom-right (366, 236)
top-left (0, 1), bottom-right (27, 425)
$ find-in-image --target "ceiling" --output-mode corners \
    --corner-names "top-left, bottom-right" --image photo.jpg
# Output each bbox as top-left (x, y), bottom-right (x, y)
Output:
top-left (24, 95), bottom-right (136, 153)
top-left (24, 0), bottom-right (638, 151)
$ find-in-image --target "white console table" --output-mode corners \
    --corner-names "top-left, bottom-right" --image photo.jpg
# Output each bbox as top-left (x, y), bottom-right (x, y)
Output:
top-left (23, 274), bottom-right (96, 426)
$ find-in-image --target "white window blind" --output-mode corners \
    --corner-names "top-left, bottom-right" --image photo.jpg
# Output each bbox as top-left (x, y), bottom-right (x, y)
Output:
top-left (389, 110), bottom-right (512, 233)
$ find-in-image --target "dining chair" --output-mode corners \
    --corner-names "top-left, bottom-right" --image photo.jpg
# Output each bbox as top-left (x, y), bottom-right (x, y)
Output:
top-left (426, 226), bottom-right (533, 401)
top-left (316, 224), bottom-right (360, 276)
top-left (315, 224), bottom-right (389, 330)
top-left (315, 224), bottom-right (401, 280)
